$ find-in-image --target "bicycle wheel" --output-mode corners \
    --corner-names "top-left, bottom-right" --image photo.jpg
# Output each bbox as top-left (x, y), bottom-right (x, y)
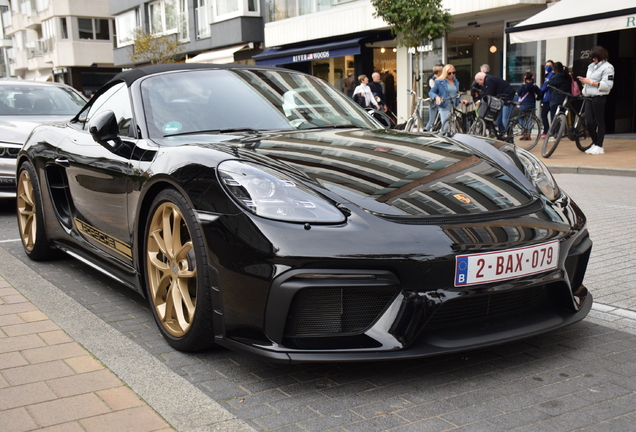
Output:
top-left (541, 114), bottom-right (566, 158)
top-left (574, 116), bottom-right (593, 152)
top-left (441, 116), bottom-right (463, 135)
top-left (511, 113), bottom-right (542, 151)
top-left (468, 118), bottom-right (487, 136)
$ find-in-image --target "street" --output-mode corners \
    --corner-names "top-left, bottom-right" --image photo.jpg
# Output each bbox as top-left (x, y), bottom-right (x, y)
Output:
top-left (1, 173), bottom-right (636, 432)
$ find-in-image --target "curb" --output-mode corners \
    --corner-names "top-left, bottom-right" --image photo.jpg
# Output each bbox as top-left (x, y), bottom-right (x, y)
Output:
top-left (546, 164), bottom-right (636, 177)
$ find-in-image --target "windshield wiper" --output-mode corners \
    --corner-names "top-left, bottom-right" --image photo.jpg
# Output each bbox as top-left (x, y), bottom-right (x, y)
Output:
top-left (165, 128), bottom-right (261, 137)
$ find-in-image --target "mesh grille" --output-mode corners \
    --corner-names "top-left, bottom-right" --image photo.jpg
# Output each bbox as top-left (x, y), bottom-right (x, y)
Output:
top-left (286, 286), bottom-right (399, 337)
top-left (425, 285), bottom-right (552, 330)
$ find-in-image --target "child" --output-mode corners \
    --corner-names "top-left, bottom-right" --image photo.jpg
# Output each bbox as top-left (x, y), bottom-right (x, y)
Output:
top-left (516, 72), bottom-right (543, 139)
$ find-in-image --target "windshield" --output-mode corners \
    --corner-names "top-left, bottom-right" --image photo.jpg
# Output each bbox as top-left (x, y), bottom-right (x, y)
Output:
top-left (140, 69), bottom-right (379, 138)
top-left (0, 84), bottom-right (86, 116)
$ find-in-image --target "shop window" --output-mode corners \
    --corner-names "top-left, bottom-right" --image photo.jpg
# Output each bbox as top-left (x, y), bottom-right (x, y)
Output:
top-left (213, 0), bottom-right (260, 22)
top-left (115, 9), bottom-right (139, 47)
top-left (506, 21), bottom-right (537, 85)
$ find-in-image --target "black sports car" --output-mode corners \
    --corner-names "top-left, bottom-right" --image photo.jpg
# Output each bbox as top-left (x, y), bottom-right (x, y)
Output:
top-left (16, 64), bottom-right (592, 363)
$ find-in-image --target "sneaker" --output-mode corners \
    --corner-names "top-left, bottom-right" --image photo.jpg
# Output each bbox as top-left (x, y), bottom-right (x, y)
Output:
top-left (585, 144), bottom-right (605, 155)
top-left (540, 133), bottom-right (546, 139)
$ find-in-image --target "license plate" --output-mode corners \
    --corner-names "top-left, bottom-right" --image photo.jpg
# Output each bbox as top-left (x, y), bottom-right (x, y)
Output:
top-left (455, 241), bottom-right (559, 286)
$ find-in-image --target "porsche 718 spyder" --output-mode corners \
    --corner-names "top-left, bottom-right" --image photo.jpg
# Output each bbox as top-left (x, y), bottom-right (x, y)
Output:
top-left (16, 64), bottom-right (592, 363)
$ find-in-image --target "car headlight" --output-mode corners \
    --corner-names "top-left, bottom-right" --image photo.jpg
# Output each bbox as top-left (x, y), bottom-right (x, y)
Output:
top-left (218, 160), bottom-right (346, 223)
top-left (515, 148), bottom-right (561, 201)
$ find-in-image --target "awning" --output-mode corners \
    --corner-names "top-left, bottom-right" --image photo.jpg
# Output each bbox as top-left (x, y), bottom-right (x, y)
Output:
top-left (253, 38), bottom-right (363, 66)
top-left (186, 44), bottom-right (250, 64)
top-left (507, 0), bottom-right (636, 44)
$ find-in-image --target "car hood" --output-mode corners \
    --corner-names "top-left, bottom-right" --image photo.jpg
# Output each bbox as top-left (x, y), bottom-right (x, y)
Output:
top-left (0, 116), bottom-right (70, 145)
top-left (227, 129), bottom-right (538, 219)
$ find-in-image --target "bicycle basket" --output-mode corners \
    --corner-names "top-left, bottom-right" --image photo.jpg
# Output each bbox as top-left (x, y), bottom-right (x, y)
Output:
top-left (477, 95), bottom-right (503, 121)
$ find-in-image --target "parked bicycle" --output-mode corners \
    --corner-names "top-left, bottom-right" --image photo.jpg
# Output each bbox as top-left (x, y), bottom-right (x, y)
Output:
top-left (404, 90), bottom-right (470, 135)
top-left (404, 89), bottom-right (429, 132)
top-left (468, 95), bottom-right (542, 150)
top-left (541, 85), bottom-right (593, 158)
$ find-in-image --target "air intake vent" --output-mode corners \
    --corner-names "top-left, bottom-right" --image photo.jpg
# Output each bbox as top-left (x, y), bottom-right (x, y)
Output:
top-left (425, 285), bottom-right (552, 330)
top-left (285, 286), bottom-right (399, 337)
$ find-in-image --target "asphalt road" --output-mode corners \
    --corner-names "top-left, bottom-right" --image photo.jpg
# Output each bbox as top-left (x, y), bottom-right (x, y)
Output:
top-left (2, 173), bottom-right (636, 432)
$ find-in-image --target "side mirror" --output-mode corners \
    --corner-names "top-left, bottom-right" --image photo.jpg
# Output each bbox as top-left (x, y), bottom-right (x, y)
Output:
top-left (88, 110), bottom-right (122, 151)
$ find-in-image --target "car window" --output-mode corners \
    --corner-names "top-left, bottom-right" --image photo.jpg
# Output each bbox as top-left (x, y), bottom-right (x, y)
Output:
top-left (83, 82), bottom-right (134, 137)
top-left (0, 84), bottom-right (85, 116)
top-left (140, 69), bottom-right (377, 139)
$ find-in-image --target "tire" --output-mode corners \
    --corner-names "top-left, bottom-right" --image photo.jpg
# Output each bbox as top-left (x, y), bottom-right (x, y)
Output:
top-left (369, 109), bottom-right (395, 129)
top-left (468, 118), bottom-right (487, 136)
top-left (441, 116), bottom-right (463, 135)
top-left (541, 114), bottom-right (566, 158)
top-left (574, 116), bottom-right (593, 152)
top-left (511, 113), bottom-right (542, 151)
top-left (16, 161), bottom-right (56, 261)
top-left (145, 189), bottom-right (215, 351)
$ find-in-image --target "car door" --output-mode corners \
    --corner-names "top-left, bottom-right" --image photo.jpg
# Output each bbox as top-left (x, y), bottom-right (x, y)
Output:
top-left (55, 81), bottom-right (137, 267)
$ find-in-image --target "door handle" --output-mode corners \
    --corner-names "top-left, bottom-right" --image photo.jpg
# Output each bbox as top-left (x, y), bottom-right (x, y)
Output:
top-left (55, 157), bottom-right (70, 167)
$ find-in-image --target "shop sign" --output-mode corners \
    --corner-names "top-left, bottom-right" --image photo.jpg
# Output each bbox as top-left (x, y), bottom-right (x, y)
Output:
top-left (407, 43), bottom-right (434, 54)
top-left (292, 51), bottom-right (330, 62)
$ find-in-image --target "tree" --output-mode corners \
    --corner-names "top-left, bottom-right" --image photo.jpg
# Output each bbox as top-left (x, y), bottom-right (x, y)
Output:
top-left (370, 0), bottom-right (453, 49)
top-left (128, 28), bottom-right (183, 65)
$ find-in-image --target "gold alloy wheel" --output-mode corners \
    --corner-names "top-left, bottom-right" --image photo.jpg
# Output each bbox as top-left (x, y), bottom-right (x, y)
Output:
top-left (17, 169), bottom-right (37, 252)
top-left (146, 202), bottom-right (197, 337)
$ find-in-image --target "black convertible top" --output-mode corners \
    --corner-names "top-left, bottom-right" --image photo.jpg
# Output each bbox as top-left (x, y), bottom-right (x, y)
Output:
top-left (109, 63), bottom-right (280, 87)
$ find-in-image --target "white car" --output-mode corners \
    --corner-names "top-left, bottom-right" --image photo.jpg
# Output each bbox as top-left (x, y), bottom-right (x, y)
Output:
top-left (0, 79), bottom-right (86, 197)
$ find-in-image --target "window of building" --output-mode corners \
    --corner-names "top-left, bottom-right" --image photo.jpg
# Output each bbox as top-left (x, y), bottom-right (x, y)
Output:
top-left (265, 0), bottom-right (330, 22)
top-left (60, 17), bottom-right (68, 39)
top-left (78, 18), bottom-right (111, 41)
top-left (115, 9), bottom-right (139, 47)
top-left (196, 0), bottom-right (210, 38)
top-left (149, 0), bottom-right (188, 41)
top-left (213, 0), bottom-right (260, 23)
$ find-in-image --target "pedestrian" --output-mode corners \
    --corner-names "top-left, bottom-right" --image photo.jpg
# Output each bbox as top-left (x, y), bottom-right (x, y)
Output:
top-left (578, 46), bottom-right (615, 155)
top-left (539, 60), bottom-right (555, 138)
top-left (547, 62), bottom-right (571, 130)
top-left (470, 64), bottom-right (490, 103)
top-left (425, 64), bottom-right (443, 130)
top-left (429, 64), bottom-right (468, 132)
top-left (369, 72), bottom-right (388, 113)
top-left (352, 74), bottom-right (380, 110)
top-left (473, 71), bottom-right (516, 133)
top-left (516, 71), bottom-right (543, 140)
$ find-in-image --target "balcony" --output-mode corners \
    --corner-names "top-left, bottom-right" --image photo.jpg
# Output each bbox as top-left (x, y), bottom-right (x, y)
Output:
top-left (25, 37), bottom-right (53, 59)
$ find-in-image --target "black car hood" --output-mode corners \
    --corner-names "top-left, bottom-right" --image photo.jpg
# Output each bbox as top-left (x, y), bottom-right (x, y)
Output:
top-left (227, 129), bottom-right (538, 219)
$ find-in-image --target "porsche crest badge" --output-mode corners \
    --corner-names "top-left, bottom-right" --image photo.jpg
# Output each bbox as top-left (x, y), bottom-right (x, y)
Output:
top-left (453, 193), bottom-right (471, 204)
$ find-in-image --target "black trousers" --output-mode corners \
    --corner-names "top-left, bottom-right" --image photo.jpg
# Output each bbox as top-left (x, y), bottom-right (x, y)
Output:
top-left (584, 96), bottom-right (607, 147)
top-left (540, 102), bottom-right (551, 134)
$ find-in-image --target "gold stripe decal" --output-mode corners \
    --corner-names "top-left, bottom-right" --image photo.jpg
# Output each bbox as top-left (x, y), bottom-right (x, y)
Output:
top-left (75, 218), bottom-right (132, 259)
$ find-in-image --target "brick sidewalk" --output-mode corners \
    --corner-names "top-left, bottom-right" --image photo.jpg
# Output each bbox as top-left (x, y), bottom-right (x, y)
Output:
top-left (0, 277), bottom-right (173, 432)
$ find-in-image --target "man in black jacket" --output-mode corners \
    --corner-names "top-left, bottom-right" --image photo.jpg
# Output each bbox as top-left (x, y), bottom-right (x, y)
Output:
top-left (474, 72), bottom-right (516, 133)
top-left (368, 72), bottom-right (387, 113)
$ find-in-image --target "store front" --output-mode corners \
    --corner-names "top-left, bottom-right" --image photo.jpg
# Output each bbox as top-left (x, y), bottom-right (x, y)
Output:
top-left (507, 0), bottom-right (636, 133)
top-left (253, 36), bottom-right (398, 113)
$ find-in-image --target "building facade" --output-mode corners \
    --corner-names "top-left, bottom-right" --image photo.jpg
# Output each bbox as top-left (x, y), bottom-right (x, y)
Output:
top-left (2, 0), bottom-right (122, 96)
top-left (109, 0), bottom-right (265, 68)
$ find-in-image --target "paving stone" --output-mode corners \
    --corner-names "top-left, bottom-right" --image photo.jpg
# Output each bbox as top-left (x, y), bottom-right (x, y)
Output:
top-left (0, 351), bottom-right (28, 369)
top-left (80, 406), bottom-right (170, 432)
top-left (299, 410), bottom-right (365, 432)
top-left (0, 333), bottom-right (45, 353)
top-left (46, 369), bottom-right (124, 397)
top-left (97, 386), bottom-right (145, 410)
top-left (254, 407), bottom-right (320, 430)
top-left (340, 413), bottom-right (409, 432)
top-left (0, 406), bottom-right (39, 432)
top-left (3, 359), bottom-right (75, 385)
top-left (21, 342), bottom-right (87, 363)
top-left (28, 393), bottom-right (111, 427)
top-left (64, 355), bottom-right (105, 374)
top-left (0, 381), bottom-right (58, 410)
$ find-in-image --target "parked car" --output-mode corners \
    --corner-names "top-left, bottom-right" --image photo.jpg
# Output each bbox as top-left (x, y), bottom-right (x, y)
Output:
top-left (16, 64), bottom-right (592, 363)
top-left (0, 79), bottom-right (86, 197)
